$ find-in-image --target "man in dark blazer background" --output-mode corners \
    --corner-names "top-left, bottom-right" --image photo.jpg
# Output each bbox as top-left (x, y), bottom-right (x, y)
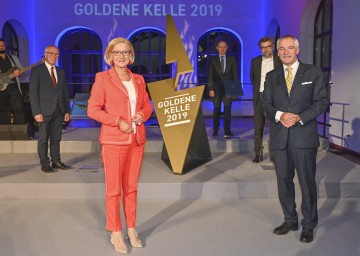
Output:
top-left (30, 45), bottom-right (71, 173)
top-left (250, 37), bottom-right (281, 163)
top-left (262, 35), bottom-right (329, 243)
top-left (208, 40), bottom-right (238, 139)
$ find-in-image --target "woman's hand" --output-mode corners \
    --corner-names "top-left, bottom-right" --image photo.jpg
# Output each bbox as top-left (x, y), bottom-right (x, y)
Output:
top-left (118, 120), bottom-right (133, 133)
top-left (132, 113), bottom-right (144, 126)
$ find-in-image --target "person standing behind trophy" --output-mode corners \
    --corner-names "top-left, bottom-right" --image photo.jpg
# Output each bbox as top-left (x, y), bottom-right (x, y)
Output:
top-left (29, 45), bottom-right (71, 173)
top-left (208, 40), bottom-right (238, 139)
top-left (250, 37), bottom-right (281, 163)
top-left (87, 37), bottom-right (152, 254)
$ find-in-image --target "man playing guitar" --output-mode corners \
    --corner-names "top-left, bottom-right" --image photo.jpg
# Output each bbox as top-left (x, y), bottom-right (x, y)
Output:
top-left (0, 38), bottom-right (26, 125)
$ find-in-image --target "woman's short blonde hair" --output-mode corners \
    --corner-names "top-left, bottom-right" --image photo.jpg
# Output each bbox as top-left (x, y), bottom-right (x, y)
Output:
top-left (104, 37), bottom-right (135, 65)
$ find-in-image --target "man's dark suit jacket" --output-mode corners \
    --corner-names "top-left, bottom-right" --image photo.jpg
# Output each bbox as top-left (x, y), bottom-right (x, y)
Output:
top-left (250, 55), bottom-right (281, 104)
top-left (262, 62), bottom-right (329, 149)
top-left (208, 55), bottom-right (238, 95)
top-left (29, 63), bottom-right (70, 117)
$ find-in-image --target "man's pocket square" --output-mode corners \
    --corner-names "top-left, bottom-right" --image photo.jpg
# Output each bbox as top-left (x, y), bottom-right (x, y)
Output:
top-left (301, 81), bottom-right (313, 85)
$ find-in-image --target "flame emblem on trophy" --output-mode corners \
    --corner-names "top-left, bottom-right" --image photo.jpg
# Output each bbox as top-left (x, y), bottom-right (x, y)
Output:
top-left (147, 15), bottom-right (212, 175)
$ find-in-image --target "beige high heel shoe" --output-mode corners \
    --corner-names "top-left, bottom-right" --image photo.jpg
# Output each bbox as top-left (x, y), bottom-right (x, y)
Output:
top-left (110, 231), bottom-right (128, 254)
top-left (126, 228), bottom-right (143, 248)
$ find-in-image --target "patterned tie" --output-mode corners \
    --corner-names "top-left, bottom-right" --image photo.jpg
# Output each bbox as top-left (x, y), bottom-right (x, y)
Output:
top-left (220, 56), bottom-right (225, 73)
top-left (286, 67), bottom-right (293, 95)
top-left (51, 67), bottom-right (57, 87)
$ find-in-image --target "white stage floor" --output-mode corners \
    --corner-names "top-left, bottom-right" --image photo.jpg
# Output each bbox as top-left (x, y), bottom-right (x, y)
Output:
top-left (1, 198), bottom-right (359, 256)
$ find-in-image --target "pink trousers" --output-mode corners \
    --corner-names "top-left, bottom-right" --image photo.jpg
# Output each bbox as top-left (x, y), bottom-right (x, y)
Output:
top-left (101, 135), bottom-right (144, 231)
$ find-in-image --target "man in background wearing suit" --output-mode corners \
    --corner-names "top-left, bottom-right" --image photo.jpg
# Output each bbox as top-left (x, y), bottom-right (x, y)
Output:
top-left (250, 37), bottom-right (281, 163)
top-left (208, 40), bottom-right (238, 139)
top-left (30, 45), bottom-right (71, 173)
top-left (262, 35), bottom-right (329, 243)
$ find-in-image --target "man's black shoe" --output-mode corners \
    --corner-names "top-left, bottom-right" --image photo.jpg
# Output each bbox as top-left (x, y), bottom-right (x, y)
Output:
top-left (252, 155), bottom-right (263, 163)
top-left (273, 222), bottom-right (298, 235)
top-left (224, 132), bottom-right (233, 139)
top-left (300, 228), bottom-right (313, 243)
top-left (41, 164), bottom-right (56, 173)
top-left (52, 161), bottom-right (72, 170)
top-left (212, 131), bottom-right (218, 136)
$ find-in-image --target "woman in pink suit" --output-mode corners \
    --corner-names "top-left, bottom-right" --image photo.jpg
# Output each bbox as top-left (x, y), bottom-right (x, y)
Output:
top-left (87, 37), bottom-right (152, 254)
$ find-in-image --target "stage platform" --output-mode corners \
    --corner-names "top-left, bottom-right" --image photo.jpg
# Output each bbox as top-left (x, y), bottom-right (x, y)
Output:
top-left (1, 117), bottom-right (360, 256)
top-left (0, 117), bottom-right (359, 200)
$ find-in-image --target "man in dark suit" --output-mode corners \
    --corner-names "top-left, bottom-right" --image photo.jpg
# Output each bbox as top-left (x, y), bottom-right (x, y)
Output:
top-left (30, 45), bottom-right (71, 173)
top-left (262, 35), bottom-right (329, 243)
top-left (208, 40), bottom-right (238, 139)
top-left (250, 37), bottom-right (281, 163)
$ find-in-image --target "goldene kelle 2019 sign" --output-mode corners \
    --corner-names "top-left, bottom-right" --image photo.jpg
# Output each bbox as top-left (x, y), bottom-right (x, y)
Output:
top-left (73, 3), bottom-right (223, 17)
top-left (157, 93), bottom-right (197, 127)
top-left (147, 15), bottom-right (212, 175)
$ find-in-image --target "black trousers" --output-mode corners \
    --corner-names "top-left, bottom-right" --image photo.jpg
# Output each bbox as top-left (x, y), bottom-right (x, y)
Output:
top-left (274, 142), bottom-right (318, 230)
top-left (0, 83), bottom-right (25, 124)
top-left (37, 106), bottom-right (64, 165)
top-left (253, 93), bottom-right (265, 155)
top-left (213, 94), bottom-right (232, 133)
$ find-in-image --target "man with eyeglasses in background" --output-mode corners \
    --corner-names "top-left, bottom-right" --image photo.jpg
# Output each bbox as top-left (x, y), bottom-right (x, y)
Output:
top-left (250, 37), bottom-right (281, 163)
top-left (0, 38), bottom-right (26, 126)
top-left (29, 45), bottom-right (71, 173)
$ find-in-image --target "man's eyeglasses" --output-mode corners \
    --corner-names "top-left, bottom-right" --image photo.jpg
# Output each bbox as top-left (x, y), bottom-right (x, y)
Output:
top-left (260, 45), bottom-right (272, 50)
top-left (45, 52), bottom-right (60, 56)
top-left (112, 50), bottom-right (131, 56)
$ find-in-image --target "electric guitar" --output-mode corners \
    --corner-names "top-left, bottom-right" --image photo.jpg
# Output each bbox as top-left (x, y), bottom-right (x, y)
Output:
top-left (0, 58), bottom-right (45, 91)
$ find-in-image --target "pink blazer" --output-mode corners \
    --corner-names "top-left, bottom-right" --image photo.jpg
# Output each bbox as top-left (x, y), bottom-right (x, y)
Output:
top-left (87, 67), bottom-right (153, 145)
